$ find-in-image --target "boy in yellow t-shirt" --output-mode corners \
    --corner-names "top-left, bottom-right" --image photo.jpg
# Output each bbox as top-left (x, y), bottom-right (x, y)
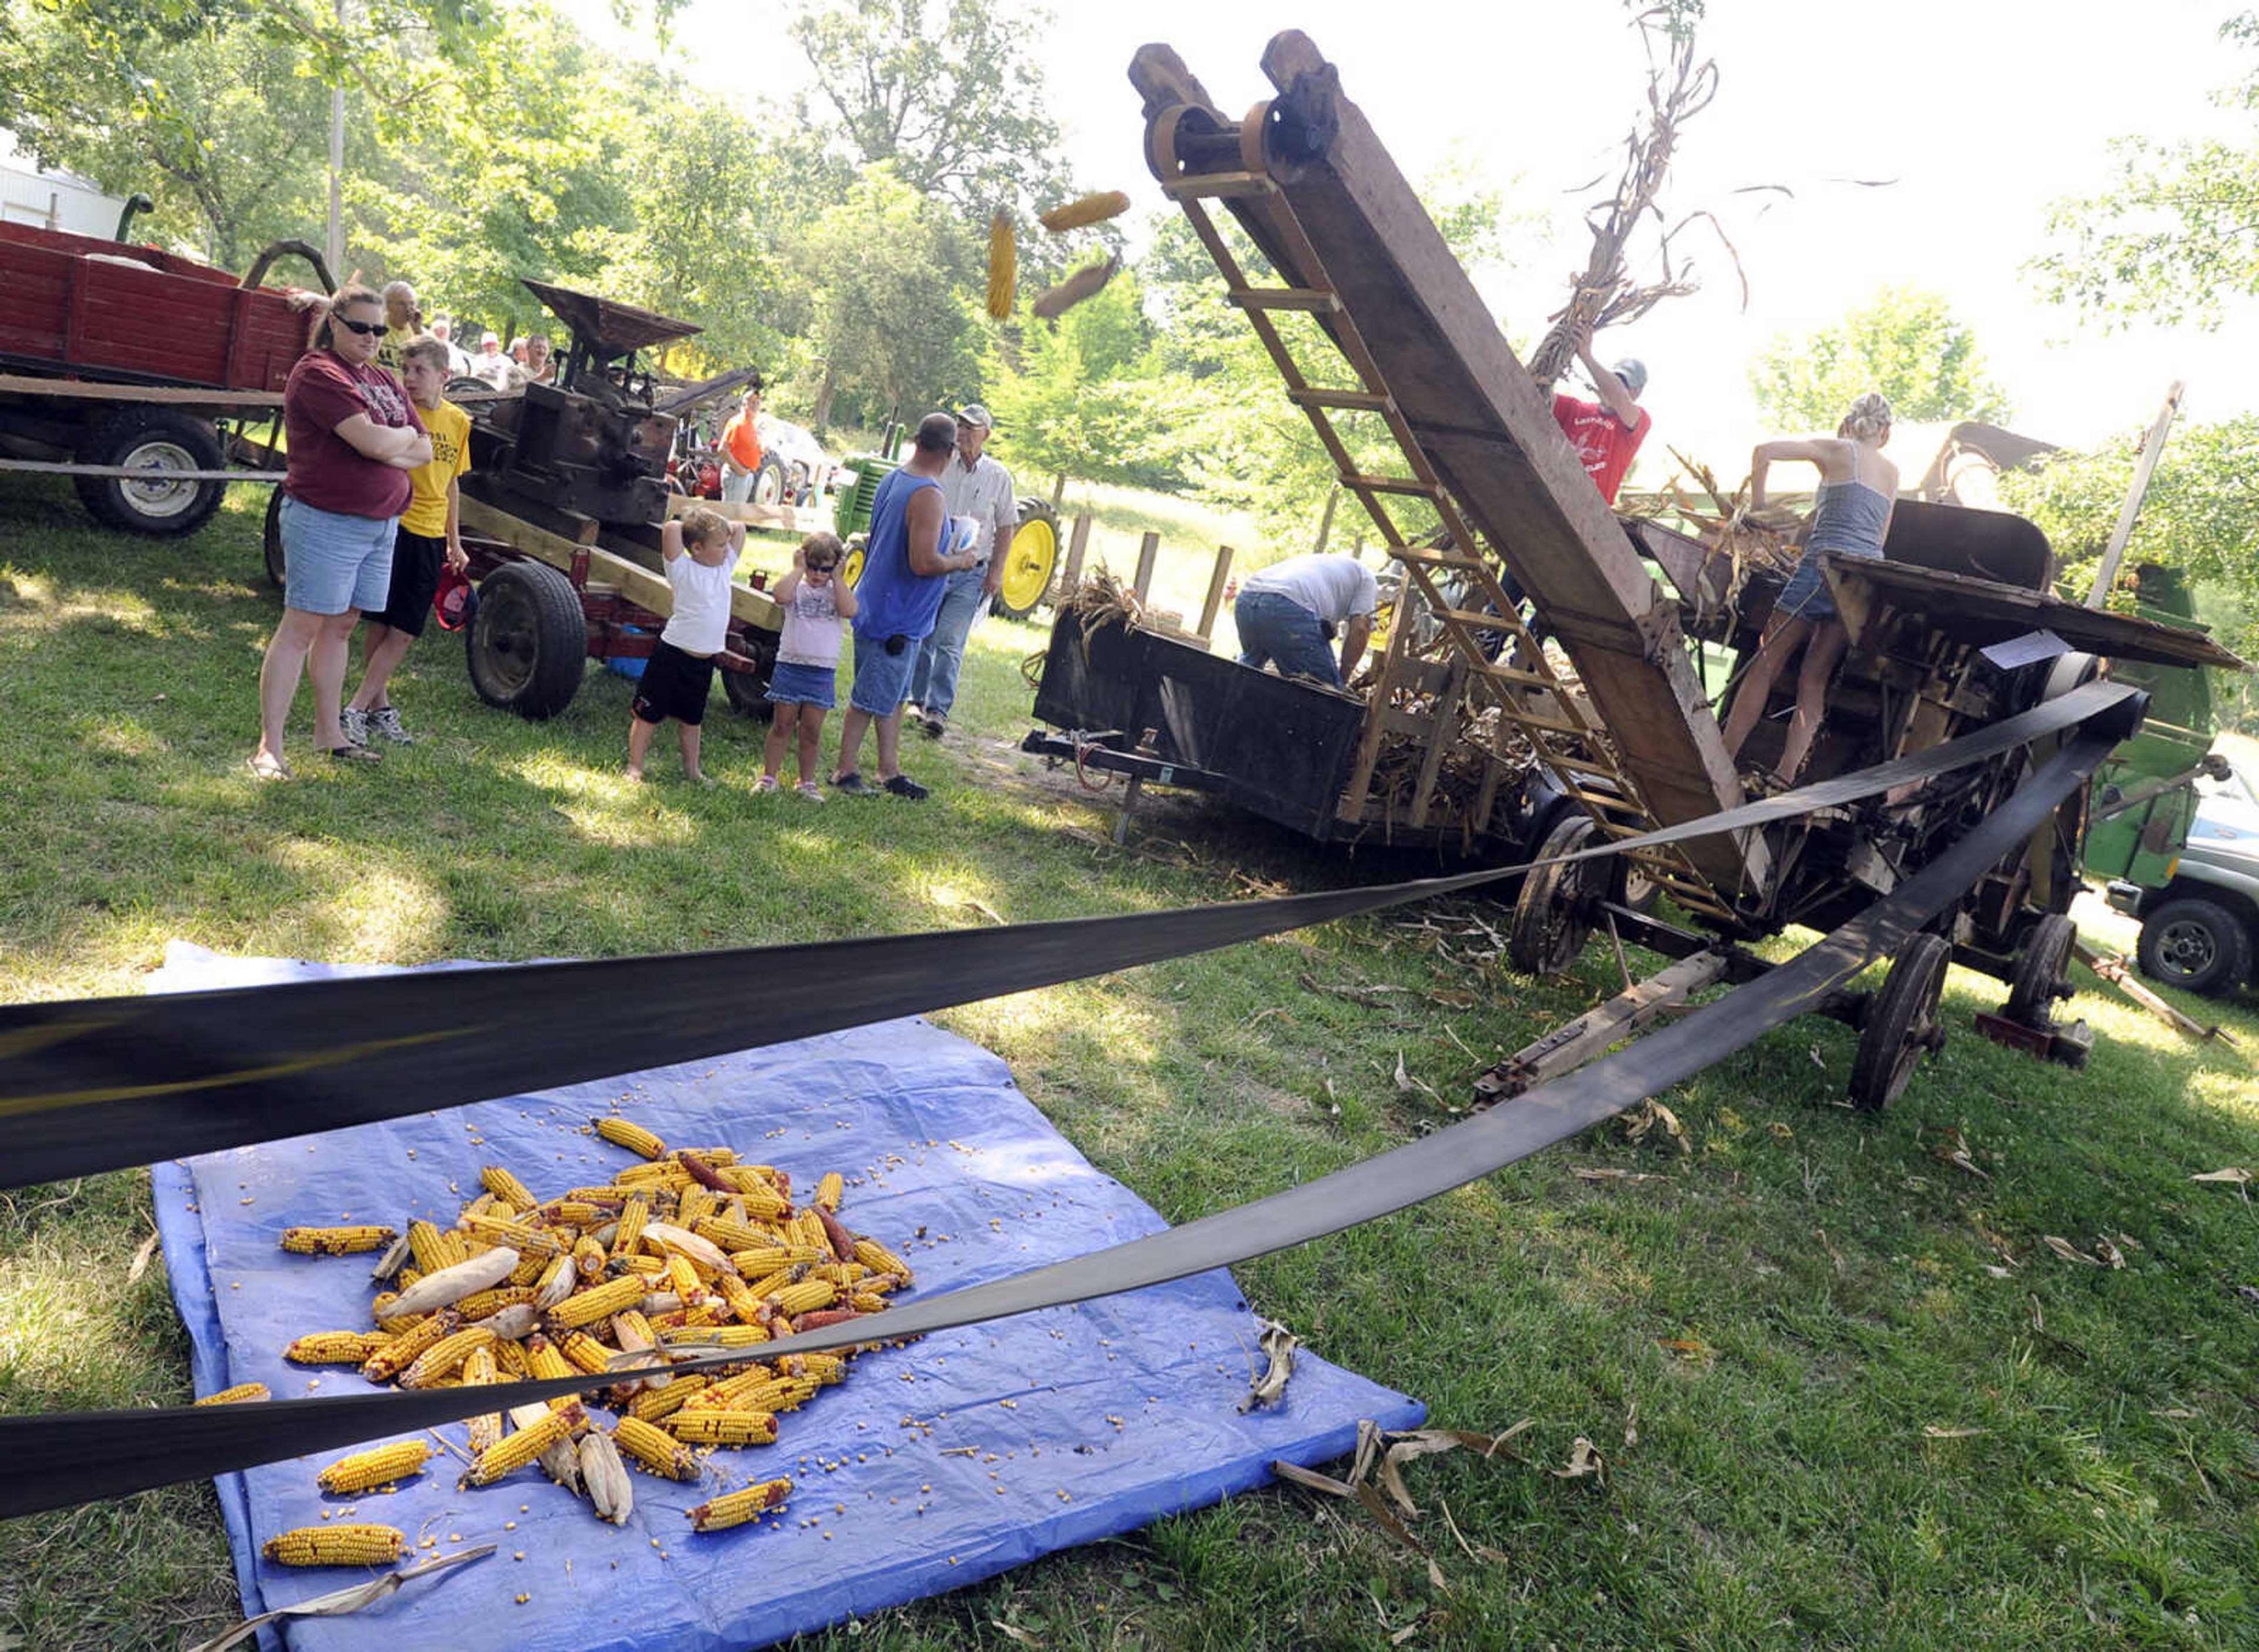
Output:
top-left (343, 334), bottom-right (472, 747)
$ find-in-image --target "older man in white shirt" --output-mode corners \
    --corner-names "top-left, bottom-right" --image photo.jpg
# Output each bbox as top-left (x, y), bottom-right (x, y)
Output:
top-left (905, 402), bottom-right (1017, 739)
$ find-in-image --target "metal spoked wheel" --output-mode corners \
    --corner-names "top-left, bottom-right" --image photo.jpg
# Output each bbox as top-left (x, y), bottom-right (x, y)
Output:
top-left (2004, 911), bottom-right (2077, 1027)
top-left (1508, 813), bottom-right (1603, 978)
top-left (1848, 931), bottom-right (1952, 1111)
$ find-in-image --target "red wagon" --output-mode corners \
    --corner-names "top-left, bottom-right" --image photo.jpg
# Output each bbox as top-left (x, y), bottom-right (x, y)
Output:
top-left (0, 222), bottom-right (328, 535)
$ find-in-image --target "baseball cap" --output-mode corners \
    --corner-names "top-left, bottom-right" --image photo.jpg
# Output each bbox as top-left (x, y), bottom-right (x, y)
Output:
top-left (434, 564), bottom-right (477, 631)
top-left (1612, 358), bottom-right (1648, 396)
top-left (957, 403), bottom-right (994, 430)
top-left (480, 331), bottom-right (499, 346)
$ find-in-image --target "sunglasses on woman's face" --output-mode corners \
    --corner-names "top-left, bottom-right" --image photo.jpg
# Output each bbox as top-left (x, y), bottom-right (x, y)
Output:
top-left (335, 317), bottom-right (385, 337)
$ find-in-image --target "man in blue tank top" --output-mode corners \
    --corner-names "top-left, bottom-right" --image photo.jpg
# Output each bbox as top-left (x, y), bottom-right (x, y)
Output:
top-left (829, 412), bottom-right (981, 798)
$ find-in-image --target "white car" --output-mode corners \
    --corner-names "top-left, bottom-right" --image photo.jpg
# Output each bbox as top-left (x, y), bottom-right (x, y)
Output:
top-left (753, 414), bottom-right (834, 507)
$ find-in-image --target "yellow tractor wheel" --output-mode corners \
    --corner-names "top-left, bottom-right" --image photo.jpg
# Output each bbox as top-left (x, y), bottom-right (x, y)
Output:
top-left (841, 537), bottom-right (867, 589)
top-left (994, 497), bottom-right (1059, 621)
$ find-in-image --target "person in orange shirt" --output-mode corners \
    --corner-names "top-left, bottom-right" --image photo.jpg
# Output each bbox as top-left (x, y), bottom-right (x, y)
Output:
top-left (719, 385), bottom-right (765, 504)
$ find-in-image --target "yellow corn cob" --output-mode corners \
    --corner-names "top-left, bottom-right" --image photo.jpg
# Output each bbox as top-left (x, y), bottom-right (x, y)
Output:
top-left (480, 1165), bottom-right (536, 1207)
top-left (398, 1325), bottom-right (497, 1390)
top-left (612, 1158), bottom-right (687, 1185)
top-left (368, 1293), bottom-right (424, 1335)
top-left (453, 1285), bottom-right (536, 1321)
top-left (685, 1365), bottom-right (775, 1408)
top-left (572, 1235), bottom-right (607, 1281)
top-left (262, 1523), bottom-right (404, 1566)
top-left (407, 1221), bottom-right (457, 1274)
top-left (679, 1146), bottom-right (739, 1168)
top-left (316, 1439), bottom-right (431, 1495)
top-left (459, 1211), bottom-right (562, 1255)
top-left (279, 1225), bottom-right (398, 1255)
top-left (811, 1262), bottom-right (868, 1287)
top-left (558, 1331), bottom-right (615, 1377)
top-left (788, 1210), bottom-right (829, 1251)
top-left (715, 1273), bottom-right (766, 1323)
top-left (551, 1274), bottom-right (647, 1328)
top-left (780, 1351), bottom-right (848, 1386)
top-left (852, 1237), bottom-right (912, 1280)
top-left (611, 1197), bottom-right (650, 1263)
top-left (523, 1334), bottom-right (575, 1384)
top-left (461, 1405), bottom-right (580, 1487)
top-left (767, 1278), bottom-right (837, 1318)
top-left (987, 211), bottom-right (1016, 320)
top-left (720, 1168), bottom-right (789, 1218)
top-left (539, 1200), bottom-right (602, 1229)
top-left (612, 1307), bottom-right (656, 1343)
top-left (594, 1116), bottom-right (667, 1160)
top-left (492, 1337), bottom-right (531, 1379)
top-left (565, 1185), bottom-right (642, 1204)
top-left (481, 1200), bottom-right (517, 1223)
top-left (728, 1245), bottom-right (826, 1275)
top-left (661, 1321), bottom-right (768, 1350)
top-left (195, 1381), bottom-right (270, 1406)
top-left (849, 1291), bottom-right (892, 1314)
top-left (695, 1218), bottom-right (784, 1255)
top-left (814, 1172), bottom-right (844, 1213)
top-left (612, 1415), bottom-right (700, 1481)
top-left (462, 1345), bottom-right (502, 1455)
top-left (284, 1330), bottom-right (391, 1366)
top-left (665, 1253), bottom-right (702, 1301)
top-left (629, 1375), bottom-right (711, 1423)
top-left (701, 1374), bottom-right (819, 1416)
top-left (614, 1253), bottom-right (667, 1278)
top-left (361, 1310), bottom-right (459, 1384)
top-left (1039, 189), bottom-right (1131, 234)
top-left (668, 1408), bottom-right (778, 1447)
top-left (687, 1479), bottom-right (792, 1531)
top-left (508, 1248), bottom-right (549, 1287)
top-left (739, 1266), bottom-right (799, 1303)
top-left (675, 1188), bottom-right (715, 1230)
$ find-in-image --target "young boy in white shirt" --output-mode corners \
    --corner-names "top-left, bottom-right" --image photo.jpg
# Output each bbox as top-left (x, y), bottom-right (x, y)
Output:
top-left (628, 505), bottom-right (744, 784)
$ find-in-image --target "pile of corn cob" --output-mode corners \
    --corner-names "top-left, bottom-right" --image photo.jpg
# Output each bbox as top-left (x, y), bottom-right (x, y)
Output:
top-left (257, 1116), bottom-right (912, 1563)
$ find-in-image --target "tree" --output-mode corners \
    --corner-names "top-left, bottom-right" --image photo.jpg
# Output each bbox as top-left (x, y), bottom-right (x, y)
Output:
top-left (1748, 287), bottom-right (2013, 430)
top-left (785, 0), bottom-right (1070, 219)
top-left (2028, 12), bottom-right (2259, 328)
top-left (1995, 414), bottom-right (2259, 654)
top-left (983, 274), bottom-right (1167, 495)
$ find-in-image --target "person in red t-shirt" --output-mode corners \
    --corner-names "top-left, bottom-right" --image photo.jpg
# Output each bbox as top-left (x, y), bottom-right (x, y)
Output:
top-left (249, 284), bottom-right (431, 780)
top-left (718, 385), bottom-right (765, 504)
top-left (1549, 339), bottom-right (1650, 505)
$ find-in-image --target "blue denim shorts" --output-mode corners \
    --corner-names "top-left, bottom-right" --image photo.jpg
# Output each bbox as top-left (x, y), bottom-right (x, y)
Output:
top-left (1776, 542), bottom-right (1881, 625)
top-left (281, 493), bottom-right (397, 617)
top-left (847, 630), bottom-right (919, 715)
top-left (767, 658), bottom-right (838, 711)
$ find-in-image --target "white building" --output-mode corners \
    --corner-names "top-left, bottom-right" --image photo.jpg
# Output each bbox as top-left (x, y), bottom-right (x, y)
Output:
top-left (1, 129), bottom-right (129, 238)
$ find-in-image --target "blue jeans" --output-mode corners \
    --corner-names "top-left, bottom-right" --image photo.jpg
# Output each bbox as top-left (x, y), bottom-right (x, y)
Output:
top-left (1235, 589), bottom-right (1341, 688)
top-left (907, 562), bottom-right (988, 722)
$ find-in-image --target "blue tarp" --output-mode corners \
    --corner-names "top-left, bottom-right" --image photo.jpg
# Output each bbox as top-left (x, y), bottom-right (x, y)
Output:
top-left (150, 945), bottom-right (1423, 1652)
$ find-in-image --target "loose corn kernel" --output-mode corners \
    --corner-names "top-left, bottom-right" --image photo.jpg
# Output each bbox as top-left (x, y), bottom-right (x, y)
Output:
top-left (280, 1225), bottom-right (398, 1255)
top-left (318, 1440), bottom-right (432, 1495)
top-left (687, 1479), bottom-right (792, 1531)
top-left (195, 1381), bottom-right (270, 1406)
top-left (262, 1523), bottom-right (404, 1566)
top-left (612, 1416), bottom-right (700, 1481)
top-left (594, 1117), bottom-right (667, 1160)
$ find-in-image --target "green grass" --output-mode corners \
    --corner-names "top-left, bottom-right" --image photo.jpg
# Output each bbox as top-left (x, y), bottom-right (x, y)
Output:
top-left (5, 477), bottom-right (2259, 1649)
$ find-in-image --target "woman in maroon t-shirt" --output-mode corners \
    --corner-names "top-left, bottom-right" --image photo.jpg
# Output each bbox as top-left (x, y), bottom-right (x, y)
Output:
top-left (250, 284), bottom-right (431, 779)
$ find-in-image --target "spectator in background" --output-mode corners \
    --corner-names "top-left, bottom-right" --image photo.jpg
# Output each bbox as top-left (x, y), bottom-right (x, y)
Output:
top-left (469, 332), bottom-right (520, 392)
top-left (905, 402), bottom-right (1014, 740)
top-left (377, 281), bottom-right (421, 374)
top-left (524, 333), bottom-right (557, 387)
top-left (718, 385), bottom-right (765, 504)
top-left (509, 337), bottom-right (530, 369)
top-left (829, 412), bottom-right (979, 800)
top-left (342, 334), bottom-right (472, 748)
top-left (429, 317), bottom-right (471, 377)
top-left (1234, 551), bottom-right (1378, 691)
top-left (250, 284), bottom-right (429, 780)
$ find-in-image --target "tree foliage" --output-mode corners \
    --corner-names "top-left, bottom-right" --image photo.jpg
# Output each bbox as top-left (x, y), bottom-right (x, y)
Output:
top-left (1748, 286), bottom-right (2013, 430)
top-left (984, 274), bottom-right (1165, 493)
top-left (2028, 12), bottom-right (2259, 328)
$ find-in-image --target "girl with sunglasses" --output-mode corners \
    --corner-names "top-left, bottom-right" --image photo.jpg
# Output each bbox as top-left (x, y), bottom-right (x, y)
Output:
top-left (758, 532), bottom-right (856, 800)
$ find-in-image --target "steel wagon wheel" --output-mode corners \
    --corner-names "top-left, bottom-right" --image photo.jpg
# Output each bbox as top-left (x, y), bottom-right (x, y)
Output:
top-left (1848, 932), bottom-right (1951, 1111)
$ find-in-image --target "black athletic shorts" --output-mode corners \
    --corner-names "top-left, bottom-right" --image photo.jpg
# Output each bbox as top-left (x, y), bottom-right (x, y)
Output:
top-left (632, 635), bottom-right (717, 727)
top-left (371, 528), bottom-right (445, 637)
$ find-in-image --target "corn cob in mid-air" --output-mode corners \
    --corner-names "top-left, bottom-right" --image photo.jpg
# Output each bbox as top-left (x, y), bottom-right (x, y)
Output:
top-left (1038, 189), bottom-right (1131, 234)
top-left (987, 212), bottom-right (1017, 320)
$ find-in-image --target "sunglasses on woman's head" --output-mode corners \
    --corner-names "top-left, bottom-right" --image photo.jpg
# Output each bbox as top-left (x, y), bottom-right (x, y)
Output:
top-left (335, 317), bottom-right (385, 337)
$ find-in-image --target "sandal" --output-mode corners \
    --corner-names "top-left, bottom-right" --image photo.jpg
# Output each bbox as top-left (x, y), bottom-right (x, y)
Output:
top-left (755, 774), bottom-right (779, 792)
top-left (325, 744), bottom-right (381, 764)
top-left (246, 752), bottom-right (292, 782)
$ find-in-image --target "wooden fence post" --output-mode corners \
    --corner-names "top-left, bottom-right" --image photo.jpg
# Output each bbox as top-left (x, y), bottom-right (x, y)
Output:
top-left (1059, 512), bottom-right (1091, 601)
top-left (1132, 531), bottom-right (1160, 603)
top-left (1198, 544), bottom-right (1235, 639)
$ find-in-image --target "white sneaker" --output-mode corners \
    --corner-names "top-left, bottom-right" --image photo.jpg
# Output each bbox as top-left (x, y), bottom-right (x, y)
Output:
top-left (339, 706), bottom-right (370, 747)
top-left (368, 707), bottom-right (415, 745)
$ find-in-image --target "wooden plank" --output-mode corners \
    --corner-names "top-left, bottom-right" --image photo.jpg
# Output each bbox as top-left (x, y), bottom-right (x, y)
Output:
top-left (0, 372), bottom-right (284, 409)
top-left (1198, 544), bottom-right (1235, 638)
top-left (2086, 381), bottom-right (2184, 607)
top-left (1407, 659), bottom-right (1467, 827)
top-left (1478, 950), bottom-right (1731, 1100)
top-left (458, 494), bottom-right (783, 632)
top-left (1132, 531), bottom-right (1161, 602)
top-left (1061, 512), bottom-right (1092, 597)
top-left (0, 458), bottom-right (280, 482)
top-left (662, 494), bottom-right (804, 531)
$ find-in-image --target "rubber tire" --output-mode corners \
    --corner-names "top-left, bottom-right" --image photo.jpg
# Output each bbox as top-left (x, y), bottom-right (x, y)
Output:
top-left (2004, 911), bottom-right (2077, 1027)
top-left (466, 560), bottom-right (587, 720)
top-left (749, 451), bottom-right (789, 507)
top-left (73, 408), bottom-right (226, 537)
top-left (2136, 897), bottom-right (2253, 998)
top-left (842, 537), bottom-right (867, 590)
top-left (719, 630), bottom-right (778, 723)
top-left (992, 497), bottom-right (1061, 622)
top-left (261, 486), bottom-right (287, 589)
top-left (1849, 931), bottom-right (1951, 1112)
top-left (445, 374), bottom-right (491, 399)
top-left (1509, 813), bottom-right (1601, 977)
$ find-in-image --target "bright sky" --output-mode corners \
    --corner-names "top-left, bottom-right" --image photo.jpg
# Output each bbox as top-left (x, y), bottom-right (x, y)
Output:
top-left (567, 0), bottom-right (2256, 477)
